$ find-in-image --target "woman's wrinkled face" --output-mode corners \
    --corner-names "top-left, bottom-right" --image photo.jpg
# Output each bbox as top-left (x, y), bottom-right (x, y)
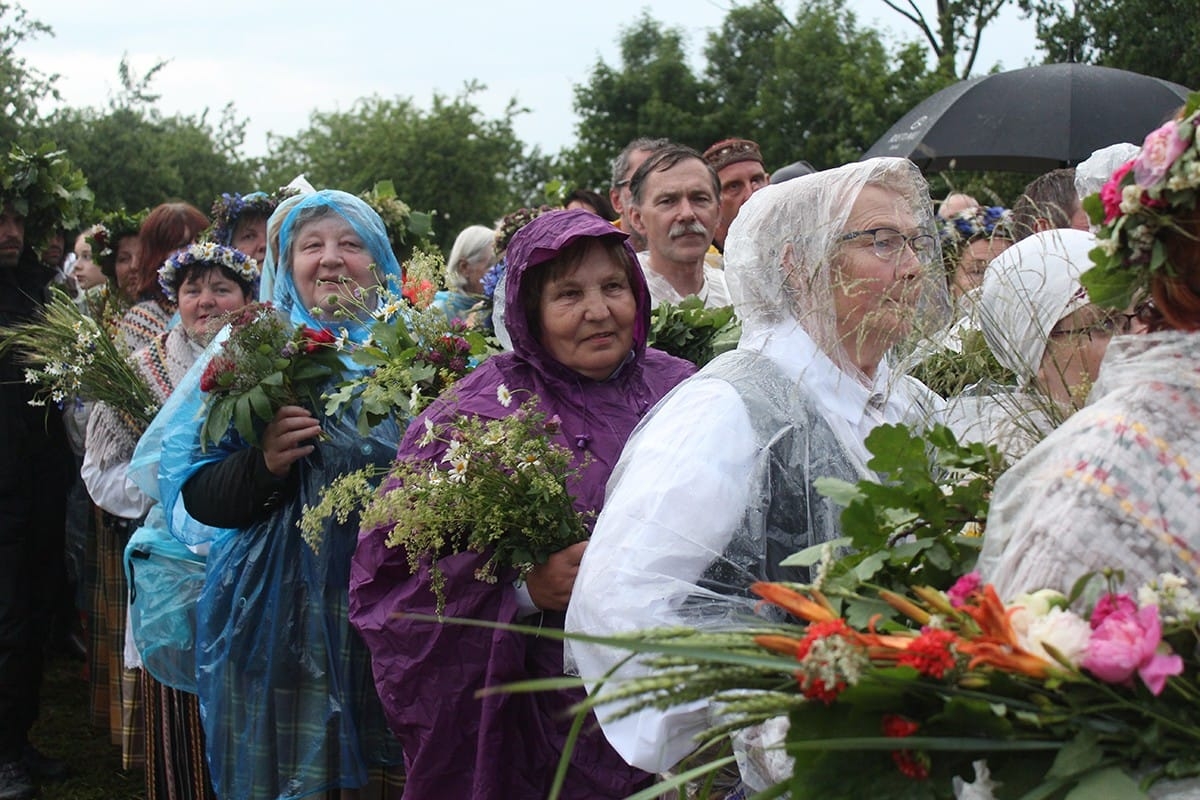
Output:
top-left (1037, 304), bottom-right (1119, 410)
top-left (290, 214), bottom-right (378, 318)
top-left (232, 216), bottom-right (268, 264)
top-left (459, 254), bottom-right (493, 295)
top-left (537, 241), bottom-right (637, 381)
top-left (953, 237), bottom-right (1012, 299)
top-left (114, 236), bottom-right (140, 300)
top-left (177, 268), bottom-right (251, 340)
top-left (831, 185), bottom-right (928, 355)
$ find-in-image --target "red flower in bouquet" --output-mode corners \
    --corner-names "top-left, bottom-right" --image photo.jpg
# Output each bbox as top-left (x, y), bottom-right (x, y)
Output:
top-left (299, 326), bottom-right (337, 353)
top-left (200, 356), bottom-right (236, 393)
top-left (897, 628), bottom-right (958, 679)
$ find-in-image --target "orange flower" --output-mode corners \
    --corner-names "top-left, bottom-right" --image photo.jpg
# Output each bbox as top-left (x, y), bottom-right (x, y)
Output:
top-left (752, 582), bottom-right (837, 623)
top-left (955, 584), bottom-right (1053, 679)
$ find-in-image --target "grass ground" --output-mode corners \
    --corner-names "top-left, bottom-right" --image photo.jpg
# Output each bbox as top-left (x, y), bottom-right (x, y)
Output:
top-left (29, 655), bottom-right (144, 800)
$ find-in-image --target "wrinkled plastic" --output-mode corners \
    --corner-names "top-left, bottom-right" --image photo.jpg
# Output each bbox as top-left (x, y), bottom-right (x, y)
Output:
top-left (123, 505), bottom-right (205, 692)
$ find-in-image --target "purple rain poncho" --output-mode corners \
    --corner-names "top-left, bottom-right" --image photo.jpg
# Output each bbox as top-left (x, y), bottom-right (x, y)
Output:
top-left (349, 209), bottom-right (695, 799)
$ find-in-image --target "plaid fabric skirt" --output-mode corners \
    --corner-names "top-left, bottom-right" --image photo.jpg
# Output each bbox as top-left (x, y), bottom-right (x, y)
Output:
top-left (86, 508), bottom-right (144, 769)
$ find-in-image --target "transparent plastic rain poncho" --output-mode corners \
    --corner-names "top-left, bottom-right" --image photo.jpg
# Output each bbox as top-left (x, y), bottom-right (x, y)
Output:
top-left (149, 190), bottom-right (404, 800)
top-left (564, 157), bottom-right (950, 778)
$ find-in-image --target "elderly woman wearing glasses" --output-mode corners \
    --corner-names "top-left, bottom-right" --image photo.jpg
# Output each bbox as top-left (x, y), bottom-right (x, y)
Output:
top-left (946, 228), bottom-right (1138, 461)
top-left (565, 157), bottom-right (949, 787)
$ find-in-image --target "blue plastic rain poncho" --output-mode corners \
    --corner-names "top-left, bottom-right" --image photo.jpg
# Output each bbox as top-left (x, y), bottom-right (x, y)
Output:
top-left (152, 190), bottom-right (404, 800)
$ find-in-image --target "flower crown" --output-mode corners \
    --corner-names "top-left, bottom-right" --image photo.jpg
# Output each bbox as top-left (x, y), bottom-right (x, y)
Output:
top-left (209, 189), bottom-right (295, 246)
top-left (1082, 93), bottom-right (1200, 309)
top-left (494, 205), bottom-right (555, 255)
top-left (1, 143), bottom-right (92, 248)
top-left (158, 241), bottom-right (261, 302)
top-left (937, 206), bottom-right (1015, 253)
top-left (87, 208), bottom-right (147, 274)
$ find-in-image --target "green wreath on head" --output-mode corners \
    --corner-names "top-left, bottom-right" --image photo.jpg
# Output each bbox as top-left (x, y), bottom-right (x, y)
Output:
top-left (0, 143), bottom-right (93, 251)
top-left (86, 208), bottom-right (148, 275)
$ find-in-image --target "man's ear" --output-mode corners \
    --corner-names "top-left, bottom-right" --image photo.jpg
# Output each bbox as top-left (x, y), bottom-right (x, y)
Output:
top-left (629, 205), bottom-right (648, 238)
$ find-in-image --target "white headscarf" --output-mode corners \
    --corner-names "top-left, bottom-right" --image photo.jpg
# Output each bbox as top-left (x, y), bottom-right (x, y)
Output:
top-left (978, 228), bottom-right (1096, 386)
top-left (724, 157), bottom-right (951, 385)
top-left (1074, 143), bottom-right (1140, 204)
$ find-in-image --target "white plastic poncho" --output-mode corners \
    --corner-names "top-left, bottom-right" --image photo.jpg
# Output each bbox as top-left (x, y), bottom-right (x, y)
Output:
top-left (564, 157), bottom-right (950, 778)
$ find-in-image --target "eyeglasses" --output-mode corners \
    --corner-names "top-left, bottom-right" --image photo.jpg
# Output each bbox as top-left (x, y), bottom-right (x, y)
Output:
top-left (839, 227), bottom-right (937, 260)
top-left (1049, 314), bottom-right (1129, 340)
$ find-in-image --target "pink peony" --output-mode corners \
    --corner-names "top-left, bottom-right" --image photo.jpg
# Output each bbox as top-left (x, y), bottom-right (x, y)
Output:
top-left (1133, 120), bottom-right (1190, 188)
top-left (1100, 160), bottom-right (1135, 224)
top-left (1082, 604), bottom-right (1183, 695)
top-left (1090, 593), bottom-right (1138, 629)
top-left (946, 571), bottom-right (981, 609)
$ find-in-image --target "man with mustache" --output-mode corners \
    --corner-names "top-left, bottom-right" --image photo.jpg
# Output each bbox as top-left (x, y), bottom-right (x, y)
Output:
top-left (0, 150), bottom-right (81, 800)
top-left (628, 144), bottom-right (730, 309)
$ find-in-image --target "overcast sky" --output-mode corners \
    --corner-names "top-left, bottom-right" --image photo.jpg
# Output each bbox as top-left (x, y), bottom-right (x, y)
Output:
top-left (22, 0), bottom-right (1040, 160)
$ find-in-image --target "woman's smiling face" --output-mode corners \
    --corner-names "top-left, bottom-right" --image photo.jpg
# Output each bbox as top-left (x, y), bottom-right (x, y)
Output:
top-left (289, 213), bottom-right (378, 317)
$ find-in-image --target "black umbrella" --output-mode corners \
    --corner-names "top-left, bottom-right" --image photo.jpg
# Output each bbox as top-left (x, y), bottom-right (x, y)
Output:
top-left (862, 63), bottom-right (1193, 173)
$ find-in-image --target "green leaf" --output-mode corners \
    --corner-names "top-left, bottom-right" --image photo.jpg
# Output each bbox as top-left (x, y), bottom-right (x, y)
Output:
top-left (1062, 766), bottom-right (1145, 800)
top-left (1048, 730), bottom-right (1104, 779)
top-left (781, 537), bottom-right (851, 567)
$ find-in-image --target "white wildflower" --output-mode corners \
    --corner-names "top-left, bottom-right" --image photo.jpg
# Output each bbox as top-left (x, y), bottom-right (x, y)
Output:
top-left (447, 456), bottom-right (469, 483)
top-left (516, 454), bottom-right (541, 471)
top-left (409, 384), bottom-right (422, 409)
top-left (419, 418), bottom-right (437, 447)
top-left (1120, 184), bottom-right (1143, 214)
top-left (24, 369), bottom-right (38, 384)
top-left (496, 384), bottom-right (513, 408)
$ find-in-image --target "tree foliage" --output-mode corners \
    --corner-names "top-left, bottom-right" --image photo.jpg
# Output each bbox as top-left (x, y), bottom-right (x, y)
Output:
top-left (1024, 0), bottom-right (1199, 89)
top-left (261, 84), bottom-right (537, 250)
top-left (881, 0), bottom-right (1014, 80)
top-left (564, 1), bottom-right (937, 186)
top-left (0, 2), bottom-right (58, 144)
top-left (37, 57), bottom-right (254, 216)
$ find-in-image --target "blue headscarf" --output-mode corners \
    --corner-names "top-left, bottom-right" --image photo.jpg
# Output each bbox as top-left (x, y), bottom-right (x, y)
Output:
top-left (271, 189), bottom-right (404, 346)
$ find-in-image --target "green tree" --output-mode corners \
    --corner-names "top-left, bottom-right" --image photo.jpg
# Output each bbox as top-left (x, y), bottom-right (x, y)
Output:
top-left (563, 14), bottom-right (718, 189)
top-left (705, 0), bottom-right (938, 169)
top-left (37, 57), bottom-right (254, 215)
top-left (261, 84), bottom-right (535, 250)
top-left (1024, 0), bottom-right (1199, 88)
top-left (881, 0), bottom-right (1014, 80)
top-left (0, 2), bottom-right (58, 144)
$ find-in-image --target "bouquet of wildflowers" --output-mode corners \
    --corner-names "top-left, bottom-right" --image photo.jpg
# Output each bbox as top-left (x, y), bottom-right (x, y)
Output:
top-left (585, 572), bottom-right (1200, 799)
top-left (0, 285), bottom-right (158, 429)
top-left (198, 302), bottom-right (345, 449)
top-left (305, 389), bottom-right (590, 610)
top-left (321, 280), bottom-right (493, 434)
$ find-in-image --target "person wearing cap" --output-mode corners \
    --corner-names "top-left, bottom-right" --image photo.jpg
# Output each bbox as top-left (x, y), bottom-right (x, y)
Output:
top-left (703, 137), bottom-right (770, 252)
top-left (628, 144), bottom-right (731, 308)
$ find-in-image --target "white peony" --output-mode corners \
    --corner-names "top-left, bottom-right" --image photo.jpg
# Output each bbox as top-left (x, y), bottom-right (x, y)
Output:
top-left (1017, 607), bottom-right (1092, 667)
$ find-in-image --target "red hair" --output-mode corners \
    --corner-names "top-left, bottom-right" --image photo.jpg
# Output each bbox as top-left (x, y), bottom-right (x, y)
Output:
top-left (135, 202), bottom-right (209, 301)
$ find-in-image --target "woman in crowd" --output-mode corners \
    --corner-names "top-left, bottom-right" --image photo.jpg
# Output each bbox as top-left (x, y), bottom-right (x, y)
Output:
top-left (938, 205), bottom-right (1015, 300)
top-left (349, 209), bottom-right (695, 799)
top-left (161, 190), bottom-right (404, 800)
top-left (565, 158), bottom-right (949, 788)
top-left (432, 223), bottom-right (494, 321)
top-left (83, 200), bottom-right (207, 771)
top-left (106, 243), bottom-right (258, 799)
top-left (947, 228), bottom-right (1132, 460)
top-left (116, 202), bottom-right (208, 353)
top-left (979, 101), bottom-right (1200, 602)
top-left (209, 191), bottom-right (281, 264)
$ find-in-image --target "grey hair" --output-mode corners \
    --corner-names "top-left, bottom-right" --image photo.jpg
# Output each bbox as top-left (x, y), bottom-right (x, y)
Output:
top-left (610, 137), bottom-right (671, 190)
top-left (445, 225), bottom-right (495, 292)
top-left (628, 145), bottom-right (720, 206)
top-left (1011, 168), bottom-right (1078, 241)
